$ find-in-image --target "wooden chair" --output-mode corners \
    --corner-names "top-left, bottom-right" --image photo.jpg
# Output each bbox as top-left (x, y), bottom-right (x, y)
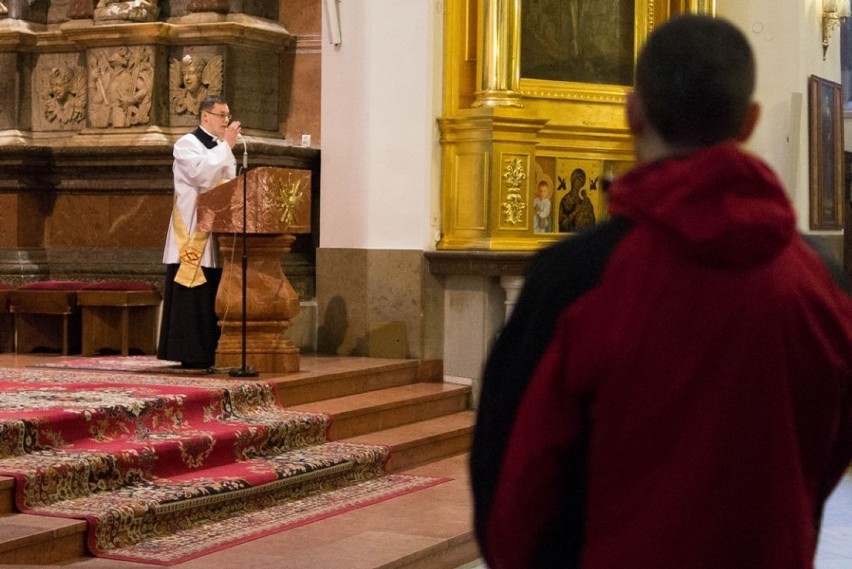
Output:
top-left (10, 280), bottom-right (86, 355)
top-left (77, 281), bottom-right (161, 356)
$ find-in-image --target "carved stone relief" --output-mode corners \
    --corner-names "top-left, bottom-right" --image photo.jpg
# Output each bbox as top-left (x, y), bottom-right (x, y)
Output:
top-left (0, 6), bottom-right (287, 137)
top-left (37, 64), bottom-right (87, 128)
top-left (88, 46), bottom-right (155, 128)
top-left (169, 54), bottom-right (224, 117)
top-left (186, 0), bottom-right (227, 13)
top-left (67, 0), bottom-right (94, 19)
top-left (93, 0), bottom-right (158, 22)
top-left (2, 0), bottom-right (45, 21)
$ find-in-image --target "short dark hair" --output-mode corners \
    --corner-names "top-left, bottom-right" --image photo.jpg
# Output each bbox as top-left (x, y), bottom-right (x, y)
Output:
top-left (635, 15), bottom-right (755, 148)
top-left (198, 95), bottom-right (228, 115)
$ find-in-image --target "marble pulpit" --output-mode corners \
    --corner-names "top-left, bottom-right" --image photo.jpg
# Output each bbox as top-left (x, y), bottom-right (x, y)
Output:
top-left (197, 166), bottom-right (311, 373)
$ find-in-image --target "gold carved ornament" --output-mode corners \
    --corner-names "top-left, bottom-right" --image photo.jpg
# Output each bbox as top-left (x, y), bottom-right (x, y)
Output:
top-left (263, 172), bottom-right (304, 228)
top-left (502, 158), bottom-right (527, 225)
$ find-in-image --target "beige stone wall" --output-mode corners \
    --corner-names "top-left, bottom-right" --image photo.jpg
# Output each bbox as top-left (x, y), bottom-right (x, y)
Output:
top-left (316, 248), bottom-right (444, 363)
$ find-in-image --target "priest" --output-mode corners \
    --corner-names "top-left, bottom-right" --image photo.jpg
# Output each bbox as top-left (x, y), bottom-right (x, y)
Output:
top-left (157, 95), bottom-right (241, 369)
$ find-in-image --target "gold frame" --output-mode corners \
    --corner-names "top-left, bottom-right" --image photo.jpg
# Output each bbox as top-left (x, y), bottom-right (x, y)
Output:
top-left (808, 75), bottom-right (846, 230)
top-left (519, 0), bottom-right (651, 102)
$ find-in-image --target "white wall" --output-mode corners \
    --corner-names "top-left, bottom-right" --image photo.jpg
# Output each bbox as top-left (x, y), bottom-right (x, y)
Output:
top-left (718, 0), bottom-right (843, 233)
top-left (320, 0), bottom-right (444, 250)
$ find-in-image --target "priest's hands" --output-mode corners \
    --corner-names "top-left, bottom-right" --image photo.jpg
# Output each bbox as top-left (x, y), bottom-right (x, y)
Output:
top-left (223, 120), bottom-right (242, 149)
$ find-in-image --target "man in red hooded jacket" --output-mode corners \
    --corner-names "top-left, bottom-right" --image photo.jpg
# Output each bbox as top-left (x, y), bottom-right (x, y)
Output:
top-left (470, 14), bottom-right (852, 569)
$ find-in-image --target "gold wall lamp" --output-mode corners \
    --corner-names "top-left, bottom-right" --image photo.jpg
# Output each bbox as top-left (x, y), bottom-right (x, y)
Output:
top-left (823, 0), bottom-right (850, 60)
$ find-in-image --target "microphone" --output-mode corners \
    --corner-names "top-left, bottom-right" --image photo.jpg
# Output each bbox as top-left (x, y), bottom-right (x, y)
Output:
top-left (239, 135), bottom-right (248, 171)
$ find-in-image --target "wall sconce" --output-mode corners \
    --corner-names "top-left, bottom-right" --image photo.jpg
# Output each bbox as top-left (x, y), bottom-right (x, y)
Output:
top-left (823, 0), bottom-right (851, 59)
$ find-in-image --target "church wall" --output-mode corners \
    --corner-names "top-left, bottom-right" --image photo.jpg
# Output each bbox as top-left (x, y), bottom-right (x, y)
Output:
top-left (315, 248), bottom-right (443, 365)
top-left (43, 195), bottom-right (170, 249)
top-left (316, 1), bottom-right (445, 360)
top-left (0, 193), bottom-right (44, 247)
top-left (718, 0), bottom-right (841, 240)
top-left (319, 0), bottom-right (443, 250)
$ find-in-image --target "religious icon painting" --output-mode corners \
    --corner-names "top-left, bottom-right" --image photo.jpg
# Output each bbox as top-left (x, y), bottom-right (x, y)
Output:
top-left (532, 156), bottom-right (556, 234)
top-left (555, 158), bottom-right (604, 233)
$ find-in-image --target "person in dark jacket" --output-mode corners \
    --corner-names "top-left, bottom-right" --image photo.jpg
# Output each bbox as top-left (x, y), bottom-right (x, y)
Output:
top-left (470, 14), bottom-right (852, 569)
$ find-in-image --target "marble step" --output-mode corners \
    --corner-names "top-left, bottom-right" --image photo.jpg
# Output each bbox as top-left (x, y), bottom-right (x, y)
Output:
top-left (271, 356), bottom-right (421, 405)
top-left (345, 410), bottom-right (476, 473)
top-left (0, 424), bottom-right (477, 568)
top-left (0, 431), bottom-right (477, 567)
top-left (0, 476), bottom-right (11, 515)
top-left (289, 382), bottom-right (472, 440)
top-left (0, 455), bottom-right (479, 569)
top-left (0, 355), bottom-right (476, 568)
top-left (0, 513), bottom-right (86, 565)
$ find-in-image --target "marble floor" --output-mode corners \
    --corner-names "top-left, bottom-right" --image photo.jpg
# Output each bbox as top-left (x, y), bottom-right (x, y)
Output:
top-left (815, 471), bottom-right (852, 568)
top-left (458, 471), bottom-right (852, 569)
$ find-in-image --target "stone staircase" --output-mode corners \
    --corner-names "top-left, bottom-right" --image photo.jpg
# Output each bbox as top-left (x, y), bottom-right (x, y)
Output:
top-left (0, 355), bottom-right (480, 568)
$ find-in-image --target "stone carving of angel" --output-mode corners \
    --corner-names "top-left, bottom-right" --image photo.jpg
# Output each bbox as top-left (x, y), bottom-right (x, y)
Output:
top-left (169, 54), bottom-right (224, 116)
top-left (94, 0), bottom-right (158, 22)
top-left (40, 66), bottom-right (86, 125)
top-left (89, 46), bottom-right (154, 128)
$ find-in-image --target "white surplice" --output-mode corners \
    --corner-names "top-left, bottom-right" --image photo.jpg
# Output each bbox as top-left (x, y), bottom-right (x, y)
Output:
top-left (162, 127), bottom-right (237, 268)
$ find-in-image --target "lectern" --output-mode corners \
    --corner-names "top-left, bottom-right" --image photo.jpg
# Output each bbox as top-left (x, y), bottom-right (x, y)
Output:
top-left (197, 167), bottom-right (311, 373)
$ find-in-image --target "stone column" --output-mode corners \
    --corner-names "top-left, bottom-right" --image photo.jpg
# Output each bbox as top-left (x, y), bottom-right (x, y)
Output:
top-left (499, 275), bottom-right (524, 322)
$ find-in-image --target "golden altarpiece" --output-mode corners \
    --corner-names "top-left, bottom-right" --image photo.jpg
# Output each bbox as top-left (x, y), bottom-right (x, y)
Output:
top-left (428, 0), bottom-right (717, 401)
top-left (436, 0), bottom-right (717, 252)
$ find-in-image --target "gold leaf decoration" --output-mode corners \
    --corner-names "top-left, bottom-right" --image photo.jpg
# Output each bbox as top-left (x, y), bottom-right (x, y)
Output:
top-left (502, 158), bottom-right (527, 225)
top-left (263, 172), bottom-right (304, 228)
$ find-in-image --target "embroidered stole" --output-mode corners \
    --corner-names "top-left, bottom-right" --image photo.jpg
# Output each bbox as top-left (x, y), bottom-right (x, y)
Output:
top-left (173, 127), bottom-right (218, 288)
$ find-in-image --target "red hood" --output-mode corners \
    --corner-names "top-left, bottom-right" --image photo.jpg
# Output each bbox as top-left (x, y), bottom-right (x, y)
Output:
top-left (607, 143), bottom-right (796, 266)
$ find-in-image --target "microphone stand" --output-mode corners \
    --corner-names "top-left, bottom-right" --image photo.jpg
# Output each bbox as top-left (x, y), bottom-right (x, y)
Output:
top-left (230, 138), bottom-right (258, 378)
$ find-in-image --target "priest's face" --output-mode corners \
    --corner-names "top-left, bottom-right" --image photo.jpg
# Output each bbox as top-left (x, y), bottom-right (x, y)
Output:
top-left (201, 104), bottom-right (231, 139)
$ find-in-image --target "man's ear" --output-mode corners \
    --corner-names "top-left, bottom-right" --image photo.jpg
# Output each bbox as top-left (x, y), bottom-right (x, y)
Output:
top-left (736, 101), bottom-right (761, 142)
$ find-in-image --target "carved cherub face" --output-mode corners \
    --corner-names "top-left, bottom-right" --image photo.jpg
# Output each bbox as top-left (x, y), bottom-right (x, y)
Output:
top-left (50, 70), bottom-right (73, 103)
top-left (182, 66), bottom-right (202, 93)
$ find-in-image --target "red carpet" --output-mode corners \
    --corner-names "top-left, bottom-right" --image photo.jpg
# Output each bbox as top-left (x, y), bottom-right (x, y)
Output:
top-left (0, 367), bottom-right (448, 565)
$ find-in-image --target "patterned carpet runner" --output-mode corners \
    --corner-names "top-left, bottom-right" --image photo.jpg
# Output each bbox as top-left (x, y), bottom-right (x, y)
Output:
top-left (33, 354), bottom-right (213, 374)
top-left (0, 367), bottom-right (446, 565)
